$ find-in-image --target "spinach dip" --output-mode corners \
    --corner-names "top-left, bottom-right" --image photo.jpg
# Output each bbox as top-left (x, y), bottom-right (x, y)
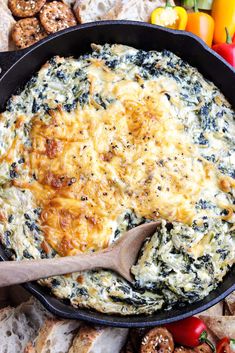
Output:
top-left (0, 44), bottom-right (234, 315)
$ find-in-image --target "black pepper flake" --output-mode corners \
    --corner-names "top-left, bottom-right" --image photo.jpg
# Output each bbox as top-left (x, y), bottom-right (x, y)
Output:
top-left (33, 208), bottom-right (41, 216)
top-left (81, 196), bottom-right (88, 201)
top-left (18, 157), bottom-right (25, 164)
top-left (67, 178), bottom-right (77, 186)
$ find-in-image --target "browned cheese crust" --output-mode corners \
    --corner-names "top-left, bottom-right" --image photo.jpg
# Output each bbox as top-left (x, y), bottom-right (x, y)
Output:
top-left (39, 1), bottom-right (77, 34)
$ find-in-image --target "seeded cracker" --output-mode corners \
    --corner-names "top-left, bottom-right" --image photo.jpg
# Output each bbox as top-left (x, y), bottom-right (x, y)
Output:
top-left (140, 328), bottom-right (174, 353)
top-left (40, 1), bottom-right (77, 34)
top-left (8, 0), bottom-right (46, 17)
top-left (11, 18), bottom-right (47, 49)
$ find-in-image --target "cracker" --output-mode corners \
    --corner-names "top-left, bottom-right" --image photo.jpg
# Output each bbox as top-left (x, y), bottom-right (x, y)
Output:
top-left (8, 0), bottom-right (46, 17)
top-left (141, 328), bottom-right (174, 353)
top-left (11, 17), bottom-right (47, 49)
top-left (40, 1), bottom-right (77, 34)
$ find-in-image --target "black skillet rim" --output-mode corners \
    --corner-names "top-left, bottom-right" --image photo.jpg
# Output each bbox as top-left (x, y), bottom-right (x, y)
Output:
top-left (0, 21), bottom-right (234, 327)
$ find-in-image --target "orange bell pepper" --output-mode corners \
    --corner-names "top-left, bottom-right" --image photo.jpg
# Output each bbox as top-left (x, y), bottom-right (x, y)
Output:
top-left (186, 0), bottom-right (214, 47)
top-left (212, 0), bottom-right (235, 44)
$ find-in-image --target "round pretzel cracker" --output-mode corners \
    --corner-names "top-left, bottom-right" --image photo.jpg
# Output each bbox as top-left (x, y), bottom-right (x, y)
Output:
top-left (8, 0), bottom-right (46, 17)
top-left (141, 328), bottom-right (174, 353)
top-left (39, 1), bottom-right (77, 34)
top-left (11, 17), bottom-right (47, 49)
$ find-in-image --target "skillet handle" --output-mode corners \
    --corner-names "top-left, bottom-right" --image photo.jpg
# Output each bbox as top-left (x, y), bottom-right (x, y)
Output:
top-left (0, 49), bottom-right (27, 80)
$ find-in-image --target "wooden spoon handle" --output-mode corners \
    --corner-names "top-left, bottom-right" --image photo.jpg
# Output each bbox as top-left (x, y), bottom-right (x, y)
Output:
top-left (0, 250), bottom-right (114, 287)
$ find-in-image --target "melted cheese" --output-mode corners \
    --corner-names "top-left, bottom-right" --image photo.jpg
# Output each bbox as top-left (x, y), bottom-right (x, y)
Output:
top-left (15, 77), bottom-right (219, 256)
top-left (0, 45), bottom-right (235, 315)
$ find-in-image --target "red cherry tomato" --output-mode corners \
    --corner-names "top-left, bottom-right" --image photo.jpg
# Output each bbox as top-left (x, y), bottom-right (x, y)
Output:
top-left (217, 338), bottom-right (231, 353)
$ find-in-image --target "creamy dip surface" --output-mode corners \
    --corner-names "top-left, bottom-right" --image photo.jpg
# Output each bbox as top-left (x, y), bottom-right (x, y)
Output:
top-left (0, 44), bottom-right (234, 315)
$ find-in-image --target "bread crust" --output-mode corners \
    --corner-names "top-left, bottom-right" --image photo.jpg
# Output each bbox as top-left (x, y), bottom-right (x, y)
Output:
top-left (73, 0), bottom-right (175, 24)
top-left (69, 325), bottom-right (103, 353)
top-left (40, 1), bottom-right (77, 34)
top-left (24, 342), bottom-right (36, 353)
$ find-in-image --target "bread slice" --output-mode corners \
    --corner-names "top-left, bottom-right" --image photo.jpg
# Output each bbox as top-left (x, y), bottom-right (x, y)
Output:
top-left (199, 315), bottom-right (235, 339)
top-left (74, 0), bottom-right (174, 23)
top-left (225, 291), bottom-right (235, 315)
top-left (34, 318), bottom-right (81, 353)
top-left (0, 297), bottom-right (50, 353)
top-left (73, 0), bottom-right (121, 23)
top-left (108, 0), bottom-right (175, 22)
top-left (25, 342), bottom-right (36, 353)
top-left (0, 4), bottom-right (16, 51)
top-left (69, 325), bottom-right (128, 353)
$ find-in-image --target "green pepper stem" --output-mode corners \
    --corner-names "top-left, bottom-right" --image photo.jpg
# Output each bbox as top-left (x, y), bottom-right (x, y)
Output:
top-left (225, 27), bottom-right (232, 44)
top-left (194, 0), bottom-right (199, 12)
top-left (166, 0), bottom-right (172, 7)
top-left (200, 331), bottom-right (215, 352)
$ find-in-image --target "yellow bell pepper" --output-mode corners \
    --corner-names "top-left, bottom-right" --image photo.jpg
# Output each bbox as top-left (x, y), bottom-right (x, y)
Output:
top-left (212, 0), bottom-right (235, 44)
top-left (151, 0), bottom-right (188, 30)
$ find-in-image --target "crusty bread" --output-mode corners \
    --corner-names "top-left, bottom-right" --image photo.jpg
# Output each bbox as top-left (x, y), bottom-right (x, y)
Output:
top-left (69, 325), bottom-right (128, 353)
top-left (0, 4), bottom-right (16, 51)
top-left (74, 0), bottom-right (119, 23)
top-left (111, 0), bottom-right (172, 22)
top-left (34, 318), bottom-right (81, 353)
top-left (0, 297), bottom-right (50, 353)
top-left (74, 0), bottom-right (174, 23)
top-left (225, 291), bottom-right (235, 315)
top-left (199, 315), bottom-right (235, 339)
top-left (25, 342), bottom-right (36, 353)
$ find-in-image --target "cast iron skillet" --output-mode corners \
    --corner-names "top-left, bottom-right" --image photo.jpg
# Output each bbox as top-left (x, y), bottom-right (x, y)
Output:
top-left (0, 21), bottom-right (234, 327)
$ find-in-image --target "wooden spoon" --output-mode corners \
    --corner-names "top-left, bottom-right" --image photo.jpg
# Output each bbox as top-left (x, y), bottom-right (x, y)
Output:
top-left (0, 222), bottom-right (160, 287)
